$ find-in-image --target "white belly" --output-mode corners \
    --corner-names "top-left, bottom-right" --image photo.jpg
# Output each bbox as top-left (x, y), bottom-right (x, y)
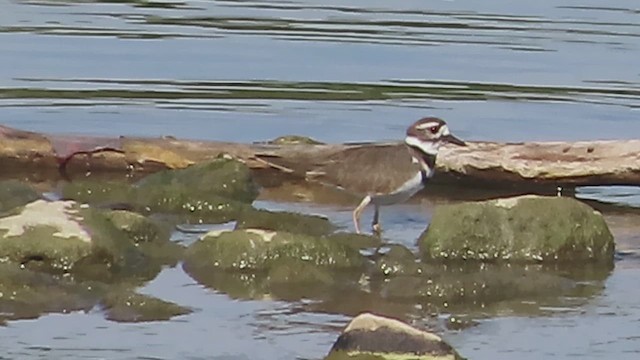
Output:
top-left (370, 172), bottom-right (425, 206)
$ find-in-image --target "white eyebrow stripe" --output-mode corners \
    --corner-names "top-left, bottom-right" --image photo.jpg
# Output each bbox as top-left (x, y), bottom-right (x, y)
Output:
top-left (415, 122), bottom-right (440, 130)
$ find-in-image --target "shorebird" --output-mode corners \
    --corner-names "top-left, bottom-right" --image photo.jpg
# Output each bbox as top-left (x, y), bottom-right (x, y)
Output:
top-left (257, 117), bottom-right (466, 234)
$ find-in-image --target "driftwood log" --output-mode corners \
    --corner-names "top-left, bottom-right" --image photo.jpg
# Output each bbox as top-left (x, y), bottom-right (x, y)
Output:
top-left (1, 125), bottom-right (639, 190)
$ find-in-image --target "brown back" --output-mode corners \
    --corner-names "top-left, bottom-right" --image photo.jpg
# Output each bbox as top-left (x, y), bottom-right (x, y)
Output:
top-left (305, 143), bottom-right (420, 195)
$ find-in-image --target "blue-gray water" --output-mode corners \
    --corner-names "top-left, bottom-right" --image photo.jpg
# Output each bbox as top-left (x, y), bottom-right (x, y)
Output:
top-left (1, 0), bottom-right (640, 358)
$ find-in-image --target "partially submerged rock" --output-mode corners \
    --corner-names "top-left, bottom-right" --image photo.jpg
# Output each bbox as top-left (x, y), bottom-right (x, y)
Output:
top-left (326, 313), bottom-right (461, 360)
top-left (183, 228), bottom-right (367, 302)
top-left (137, 157), bottom-right (258, 204)
top-left (235, 208), bottom-right (334, 237)
top-left (100, 289), bottom-right (192, 322)
top-left (62, 158), bottom-right (258, 223)
top-left (61, 180), bottom-right (134, 207)
top-left (103, 210), bottom-right (183, 266)
top-left (0, 180), bottom-right (41, 213)
top-left (0, 200), bottom-right (159, 281)
top-left (419, 195), bottom-right (614, 263)
top-left (184, 228), bottom-right (365, 272)
top-left (0, 200), bottom-right (94, 271)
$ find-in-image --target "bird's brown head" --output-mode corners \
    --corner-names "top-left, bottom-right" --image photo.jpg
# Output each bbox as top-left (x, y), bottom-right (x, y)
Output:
top-left (405, 117), bottom-right (465, 155)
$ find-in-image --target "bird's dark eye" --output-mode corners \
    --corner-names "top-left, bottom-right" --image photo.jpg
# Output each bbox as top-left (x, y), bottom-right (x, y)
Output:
top-left (429, 126), bottom-right (439, 134)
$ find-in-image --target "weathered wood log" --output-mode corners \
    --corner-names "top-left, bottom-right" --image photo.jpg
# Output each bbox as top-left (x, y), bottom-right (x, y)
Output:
top-left (1, 124), bottom-right (640, 189)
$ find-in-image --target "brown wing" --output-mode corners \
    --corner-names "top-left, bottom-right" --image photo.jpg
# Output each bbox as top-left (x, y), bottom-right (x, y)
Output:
top-left (309, 143), bottom-right (419, 195)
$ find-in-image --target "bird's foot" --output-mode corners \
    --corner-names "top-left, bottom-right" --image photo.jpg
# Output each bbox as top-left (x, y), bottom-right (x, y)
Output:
top-left (372, 223), bottom-right (383, 235)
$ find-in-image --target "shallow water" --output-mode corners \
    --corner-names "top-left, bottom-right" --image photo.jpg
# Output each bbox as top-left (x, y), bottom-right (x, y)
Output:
top-left (2, 0), bottom-right (640, 358)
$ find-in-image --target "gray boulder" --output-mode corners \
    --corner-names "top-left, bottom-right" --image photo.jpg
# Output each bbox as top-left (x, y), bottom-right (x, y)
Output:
top-left (419, 195), bottom-right (614, 263)
top-left (326, 313), bottom-right (462, 360)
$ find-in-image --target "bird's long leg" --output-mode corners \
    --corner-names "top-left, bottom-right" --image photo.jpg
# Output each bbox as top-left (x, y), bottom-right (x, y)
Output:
top-left (352, 195), bottom-right (372, 234)
top-left (371, 204), bottom-right (382, 234)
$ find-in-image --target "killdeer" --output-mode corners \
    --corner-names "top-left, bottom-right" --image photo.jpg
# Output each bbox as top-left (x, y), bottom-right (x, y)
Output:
top-left (257, 117), bottom-right (466, 234)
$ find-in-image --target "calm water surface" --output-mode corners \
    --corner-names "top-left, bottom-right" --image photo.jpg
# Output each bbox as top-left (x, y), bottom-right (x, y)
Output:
top-left (1, 0), bottom-right (640, 358)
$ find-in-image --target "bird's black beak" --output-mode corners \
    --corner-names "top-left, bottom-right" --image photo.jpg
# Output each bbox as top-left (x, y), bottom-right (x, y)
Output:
top-left (443, 133), bottom-right (466, 146)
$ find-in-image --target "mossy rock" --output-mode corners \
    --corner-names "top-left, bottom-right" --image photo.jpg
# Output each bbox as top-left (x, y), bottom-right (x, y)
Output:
top-left (0, 180), bottom-right (41, 214)
top-left (138, 158), bottom-right (258, 204)
top-left (101, 289), bottom-right (192, 322)
top-left (61, 158), bottom-right (257, 223)
top-left (419, 195), bottom-right (614, 263)
top-left (104, 210), bottom-right (170, 244)
top-left (136, 187), bottom-right (252, 224)
top-left (0, 200), bottom-right (156, 281)
top-left (184, 229), bottom-right (365, 272)
top-left (268, 135), bottom-right (324, 145)
top-left (103, 210), bottom-right (184, 266)
top-left (235, 208), bottom-right (335, 237)
top-left (60, 180), bottom-right (134, 206)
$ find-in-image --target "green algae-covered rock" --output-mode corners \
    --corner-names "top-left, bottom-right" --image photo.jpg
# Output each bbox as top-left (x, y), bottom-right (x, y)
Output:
top-left (61, 180), bottom-right (134, 207)
top-left (184, 229), bottom-right (365, 272)
top-left (61, 159), bottom-right (258, 223)
top-left (103, 210), bottom-right (184, 266)
top-left (419, 195), bottom-right (614, 263)
top-left (135, 185), bottom-right (252, 223)
top-left (235, 208), bottom-right (334, 237)
top-left (133, 158), bottom-right (257, 223)
top-left (0, 200), bottom-right (94, 271)
top-left (104, 210), bottom-right (170, 244)
top-left (268, 135), bottom-right (324, 145)
top-left (0, 200), bottom-right (155, 280)
top-left (326, 313), bottom-right (462, 360)
top-left (138, 158), bottom-right (258, 204)
top-left (0, 180), bottom-right (41, 214)
top-left (101, 289), bottom-right (192, 322)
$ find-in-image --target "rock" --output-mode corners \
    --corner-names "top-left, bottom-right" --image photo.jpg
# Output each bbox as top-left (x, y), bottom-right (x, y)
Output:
top-left (138, 158), bottom-right (258, 204)
top-left (235, 208), bottom-right (334, 237)
top-left (61, 158), bottom-right (258, 223)
top-left (101, 289), bottom-right (192, 322)
top-left (267, 135), bottom-right (324, 145)
top-left (419, 195), bottom-right (614, 263)
top-left (0, 180), bottom-right (41, 213)
top-left (0, 200), bottom-right (154, 280)
top-left (326, 313), bottom-right (462, 360)
top-left (0, 200), bottom-right (94, 271)
top-left (133, 158), bottom-right (257, 222)
top-left (184, 229), bottom-right (365, 272)
top-left (61, 180), bottom-right (134, 207)
top-left (103, 210), bottom-right (184, 266)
